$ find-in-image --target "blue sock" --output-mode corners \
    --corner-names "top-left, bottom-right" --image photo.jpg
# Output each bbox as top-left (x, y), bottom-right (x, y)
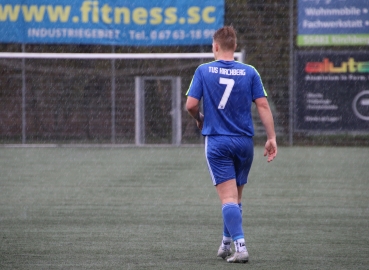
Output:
top-left (223, 222), bottom-right (231, 238)
top-left (222, 203), bottom-right (244, 241)
top-left (223, 203), bottom-right (243, 237)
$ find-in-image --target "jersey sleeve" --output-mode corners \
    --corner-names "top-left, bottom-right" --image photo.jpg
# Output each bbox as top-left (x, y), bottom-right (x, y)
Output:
top-left (251, 68), bottom-right (268, 101)
top-left (186, 67), bottom-right (203, 100)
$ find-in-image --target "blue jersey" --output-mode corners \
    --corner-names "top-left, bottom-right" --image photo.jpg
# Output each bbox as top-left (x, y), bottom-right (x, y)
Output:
top-left (187, 60), bottom-right (267, 137)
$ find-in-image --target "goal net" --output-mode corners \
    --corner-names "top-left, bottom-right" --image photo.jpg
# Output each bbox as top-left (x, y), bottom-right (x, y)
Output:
top-left (0, 51), bottom-right (279, 145)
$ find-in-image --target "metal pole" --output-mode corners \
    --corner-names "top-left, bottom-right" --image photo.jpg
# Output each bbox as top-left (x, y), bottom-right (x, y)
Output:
top-left (135, 77), bottom-right (144, 145)
top-left (288, 0), bottom-right (294, 146)
top-left (171, 77), bottom-right (182, 146)
top-left (176, 77), bottom-right (182, 146)
top-left (240, 48), bottom-right (246, 63)
top-left (111, 46), bottom-right (116, 144)
top-left (21, 44), bottom-right (26, 144)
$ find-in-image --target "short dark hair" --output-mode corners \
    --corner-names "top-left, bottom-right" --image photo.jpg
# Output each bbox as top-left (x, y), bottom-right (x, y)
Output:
top-left (213, 26), bottom-right (237, 51)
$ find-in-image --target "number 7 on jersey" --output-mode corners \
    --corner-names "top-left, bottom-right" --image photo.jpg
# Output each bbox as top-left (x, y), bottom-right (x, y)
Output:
top-left (218, 77), bottom-right (235, 109)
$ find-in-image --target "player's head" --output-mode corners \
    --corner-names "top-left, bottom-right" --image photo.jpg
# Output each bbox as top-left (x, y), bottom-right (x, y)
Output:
top-left (212, 26), bottom-right (237, 58)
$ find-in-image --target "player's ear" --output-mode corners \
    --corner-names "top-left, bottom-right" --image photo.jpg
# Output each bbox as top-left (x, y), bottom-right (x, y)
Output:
top-left (234, 43), bottom-right (237, 51)
top-left (214, 42), bottom-right (220, 52)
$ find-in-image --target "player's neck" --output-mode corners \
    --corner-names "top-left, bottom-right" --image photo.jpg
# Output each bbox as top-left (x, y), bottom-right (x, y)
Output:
top-left (216, 52), bottom-right (235, 61)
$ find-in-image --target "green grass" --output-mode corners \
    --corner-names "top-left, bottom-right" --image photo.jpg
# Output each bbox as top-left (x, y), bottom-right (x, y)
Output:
top-left (0, 146), bottom-right (368, 269)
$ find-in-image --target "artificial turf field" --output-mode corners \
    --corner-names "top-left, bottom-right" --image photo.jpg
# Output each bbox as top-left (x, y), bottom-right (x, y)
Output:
top-left (0, 146), bottom-right (368, 269)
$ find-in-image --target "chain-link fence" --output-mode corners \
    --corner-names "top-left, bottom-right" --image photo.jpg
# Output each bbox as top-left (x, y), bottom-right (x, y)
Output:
top-left (1, 0), bottom-right (368, 145)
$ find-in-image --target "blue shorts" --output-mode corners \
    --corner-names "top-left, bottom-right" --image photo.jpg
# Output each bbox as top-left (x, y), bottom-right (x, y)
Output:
top-left (205, 135), bottom-right (254, 186)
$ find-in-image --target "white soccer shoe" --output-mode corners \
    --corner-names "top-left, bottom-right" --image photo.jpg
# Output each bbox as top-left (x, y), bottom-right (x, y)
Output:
top-left (217, 246), bottom-right (232, 259)
top-left (226, 250), bottom-right (249, 263)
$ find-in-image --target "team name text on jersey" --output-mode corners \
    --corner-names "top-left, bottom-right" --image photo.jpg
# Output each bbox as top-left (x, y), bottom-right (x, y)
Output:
top-left (208, 66), bottom-right (246, 76)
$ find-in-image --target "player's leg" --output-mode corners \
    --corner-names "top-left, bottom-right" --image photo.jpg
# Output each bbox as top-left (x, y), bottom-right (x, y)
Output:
top-left (205, 135), bottom-right (248, 262)
top-left (215, 178), bottom-right (238, 204)
top-left (205, 136), bottom-right (238, 259)
top-left (225, 183), bottom-right (248, 263)
top-left (237, 185), bottom-right (244, 224)
top-left (219, 184), bottom-right (244, 258)
top-left (216, 179), bottom-right (238, 258)
top-left (226, 136), bottom-right (253, 263)
top-left (215, 180), bottom-right (248, 263)
top-left (237, 185), bottom-right (244, 204)
top-left (234, 135), bottom-right (253, 210)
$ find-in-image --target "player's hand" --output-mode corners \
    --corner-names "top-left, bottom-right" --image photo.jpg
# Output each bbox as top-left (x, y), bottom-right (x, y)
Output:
top-left (264, 138), bottom-right (277, 162)
top-left (196, 113), bottom-right (204, 130)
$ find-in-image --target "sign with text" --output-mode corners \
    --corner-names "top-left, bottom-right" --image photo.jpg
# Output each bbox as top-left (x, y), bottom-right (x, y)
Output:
top-left (298, 0), bottom-right (369, 46)
top-left (0, 0), bottom-right (224, 45)
top-left (295, 51), bottom-right (369, 132)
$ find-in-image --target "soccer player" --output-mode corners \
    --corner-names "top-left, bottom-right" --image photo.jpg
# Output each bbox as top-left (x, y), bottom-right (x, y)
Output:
top-left (186, 26), bottom-right (277, 263)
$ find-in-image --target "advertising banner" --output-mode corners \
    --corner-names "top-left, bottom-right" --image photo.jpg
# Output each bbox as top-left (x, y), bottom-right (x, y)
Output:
top-left (295, 51), bottom-right (369, 132)
top-left (298, 0), bottom-right (369, 46)
top-left (0, 0), bottom-right (224, 46)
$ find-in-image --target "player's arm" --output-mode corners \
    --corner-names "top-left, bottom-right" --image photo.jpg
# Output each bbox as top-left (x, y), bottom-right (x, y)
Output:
top-left (186, 96), bottom-right (204, 130)
top-left (255, 97), bottom-right (277, 162)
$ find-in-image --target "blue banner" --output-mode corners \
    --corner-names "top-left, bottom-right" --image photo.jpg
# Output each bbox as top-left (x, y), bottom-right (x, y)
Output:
top-left (298, 0), bottom-right (369, 46)
top-left (0, 0), bottom-right (224, 46)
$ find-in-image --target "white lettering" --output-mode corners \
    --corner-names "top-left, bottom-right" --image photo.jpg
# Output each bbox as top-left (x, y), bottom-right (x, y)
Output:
top-left (219, 68), bottom-right (246, 76)
top-left (304, 7), bottom-right (361, 16)
top-left (305, 116), bottom-right (342, 122)
top-left (303, 19), bottom-right (363, 29)
top-left (27, 28), bottom-right (119, 39)
top-left (209, 66), bottom-right (218, 73)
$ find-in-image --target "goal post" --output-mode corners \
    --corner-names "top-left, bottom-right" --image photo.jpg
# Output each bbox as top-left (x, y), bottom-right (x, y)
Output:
top-left (0, 52), bottom-right (244, 61)
top-left (0, 51), bottom-right (245, 145)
